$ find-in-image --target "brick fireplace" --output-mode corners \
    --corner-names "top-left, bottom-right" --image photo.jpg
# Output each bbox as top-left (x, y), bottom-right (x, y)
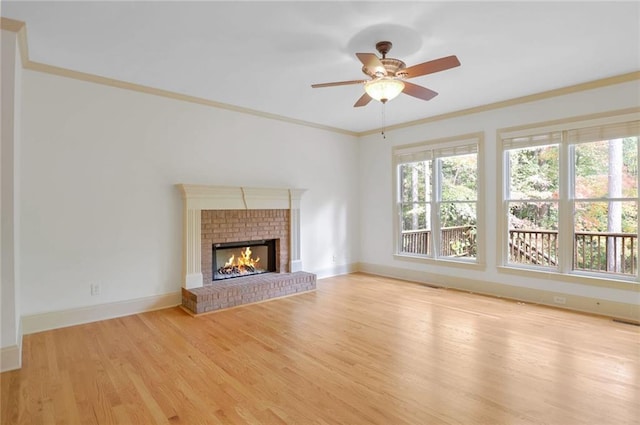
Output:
top-left (177, 185), bottom-right (316, 314)
top-left (202, 209), bottom-right (289, 283)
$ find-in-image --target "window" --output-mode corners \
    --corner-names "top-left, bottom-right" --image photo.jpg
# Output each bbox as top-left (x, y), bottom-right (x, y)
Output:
top-left (505, 134), bottom-right (561, 268)
top-left (394, 134), bottom-right (481, 263)
top-left (501, 112), bottom-right (639, 282)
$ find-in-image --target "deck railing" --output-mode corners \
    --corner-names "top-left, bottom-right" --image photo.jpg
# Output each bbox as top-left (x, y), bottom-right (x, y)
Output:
top-left (401, 226), bottom-right (476, 257)
top-left (508, 229), bottom-right (637, 275)
top-left (402, 228), bottom-right (637, 275)
top-left (402, 229), bottom-right (431, 255)
top-left (509, 229), bottom-right (558, 267)
top-left (573, 231), bottom-right (637, 275)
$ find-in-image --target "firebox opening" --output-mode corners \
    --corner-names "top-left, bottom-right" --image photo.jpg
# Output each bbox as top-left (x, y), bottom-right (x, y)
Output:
top-left (212, 239), bottom-right (277, 281)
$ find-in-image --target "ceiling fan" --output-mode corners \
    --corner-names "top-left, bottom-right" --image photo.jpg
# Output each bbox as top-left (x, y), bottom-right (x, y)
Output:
top-left (311, 41), bottom-right (460, 107)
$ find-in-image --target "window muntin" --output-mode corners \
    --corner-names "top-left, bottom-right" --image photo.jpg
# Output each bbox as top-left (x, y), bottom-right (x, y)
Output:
top-left (395, 138), bottom-right (479, 262)
top-left (501, 117), bottom-right (639, 282)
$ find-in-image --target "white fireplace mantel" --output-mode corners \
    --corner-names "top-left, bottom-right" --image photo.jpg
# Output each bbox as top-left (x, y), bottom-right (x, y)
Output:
top-left (177, 184), bottom-right (306, 289)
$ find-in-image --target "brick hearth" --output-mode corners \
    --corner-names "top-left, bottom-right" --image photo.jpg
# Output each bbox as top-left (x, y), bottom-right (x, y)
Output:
top-left (182, 271), bottom-right (316, 314)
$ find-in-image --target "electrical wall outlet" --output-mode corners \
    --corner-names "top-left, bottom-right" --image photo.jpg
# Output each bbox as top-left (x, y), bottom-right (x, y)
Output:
top-left (553, 296), bottom-right (566, 305)
top-left (90, 283), bottom-right (101, 296)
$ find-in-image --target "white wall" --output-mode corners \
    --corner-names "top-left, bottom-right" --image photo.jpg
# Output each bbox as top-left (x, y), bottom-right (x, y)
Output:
top-left (19, 70), bottom-right (360, 316)
top-left (15, 63), bottom-right (640, 326)
top-left (359, 81), bottom-right (640, 318)
top-left (1, 28), bottom-right (22, 371)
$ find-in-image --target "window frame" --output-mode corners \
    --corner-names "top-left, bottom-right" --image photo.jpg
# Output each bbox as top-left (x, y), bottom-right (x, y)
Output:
top-left (393, 132), bottom-right (484, 267)
top-left (498, 109), bottom-right (640, 286)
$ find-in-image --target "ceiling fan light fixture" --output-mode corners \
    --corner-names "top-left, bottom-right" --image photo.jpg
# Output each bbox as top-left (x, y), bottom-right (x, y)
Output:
top-left (364, 78), bottom-right (405, 103)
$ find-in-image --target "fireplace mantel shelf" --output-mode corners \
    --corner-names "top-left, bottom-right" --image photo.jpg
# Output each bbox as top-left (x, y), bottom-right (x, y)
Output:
top-left (177, 185), bottom-right (307, 289)
top-left (178, 185), bottom-right (306, 211)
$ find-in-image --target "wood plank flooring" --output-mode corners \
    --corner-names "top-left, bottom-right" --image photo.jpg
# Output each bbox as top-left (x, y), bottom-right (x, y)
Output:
top-left (2, 273), bottom-right (639, 424)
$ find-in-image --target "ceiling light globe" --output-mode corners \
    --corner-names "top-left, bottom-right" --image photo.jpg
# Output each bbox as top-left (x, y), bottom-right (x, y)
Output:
top-left (364, 78), bottom-right (405, 103)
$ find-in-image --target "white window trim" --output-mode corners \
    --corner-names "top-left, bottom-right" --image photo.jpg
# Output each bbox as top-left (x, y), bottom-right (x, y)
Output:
top-left (498, 108), bottom-right (640, 284)
top-left (392, 132), bottom-right (484, 267)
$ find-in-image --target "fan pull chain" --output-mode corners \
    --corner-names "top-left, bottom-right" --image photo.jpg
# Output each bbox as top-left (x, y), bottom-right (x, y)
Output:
top-left (381, 103), bottom-right (386, 139)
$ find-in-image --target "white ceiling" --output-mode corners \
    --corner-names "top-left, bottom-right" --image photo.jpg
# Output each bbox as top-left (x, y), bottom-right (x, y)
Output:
top-left (3, 1), bottom-right (639, 133)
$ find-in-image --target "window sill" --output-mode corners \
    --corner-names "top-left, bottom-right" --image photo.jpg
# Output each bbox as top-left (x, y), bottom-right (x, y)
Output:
top-left (394, 253), bottom-right (486, 271)
top-left (497, 265), bottom-right (639, 291)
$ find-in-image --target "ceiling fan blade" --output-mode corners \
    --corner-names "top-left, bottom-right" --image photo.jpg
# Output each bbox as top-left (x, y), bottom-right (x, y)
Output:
top-left (354, 93), bottom-right (372, 107)
top-left (402, 55), bottom-right (460, 79)
top-left (356, 53), bottom-right (387, 75)
top-left (402, 81), bottom-right (438, 101)
top-left (311, 79), bottom-right (366, 88)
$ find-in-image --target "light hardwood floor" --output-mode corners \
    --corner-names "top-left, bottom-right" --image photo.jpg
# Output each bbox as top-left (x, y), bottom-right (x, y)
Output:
top-left (2, 273), bottom-right (639, 424)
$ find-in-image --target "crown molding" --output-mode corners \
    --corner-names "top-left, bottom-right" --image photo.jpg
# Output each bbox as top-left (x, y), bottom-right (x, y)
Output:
top-left (3, 17), bottom-right (638, 137)
top-left (359, 71), bottom-right (640, 136)
top-left (1, 18), bottom-right (357, 137)
top-left (1, 17), bottom-right (29, 66)
top-left (0, 17), bottom-right (24, 32)
top-left (24, 60), bottom-right (359, 136)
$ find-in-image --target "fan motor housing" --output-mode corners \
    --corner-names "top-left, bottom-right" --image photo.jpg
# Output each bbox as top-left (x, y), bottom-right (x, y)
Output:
top-left (362, 58), bottom-right (407, 78)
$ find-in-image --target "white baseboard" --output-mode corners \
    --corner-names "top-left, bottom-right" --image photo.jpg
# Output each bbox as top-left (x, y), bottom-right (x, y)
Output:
top-left (17, 264), bottom-right (637, 337)
top-left (1, 319), bottom-right (22, 372)
top-left (314, 262), bottom-right (359, 280)
top-left (22, 291), bottom-right (182, 335)
top-left (357, 262), bottom-right (640, 322)
top-left (1, 344), bottom-right (22, 372)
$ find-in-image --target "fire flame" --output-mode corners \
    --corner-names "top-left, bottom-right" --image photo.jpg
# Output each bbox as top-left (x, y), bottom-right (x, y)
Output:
top-left (224, 247), bottom-right (260, 273)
